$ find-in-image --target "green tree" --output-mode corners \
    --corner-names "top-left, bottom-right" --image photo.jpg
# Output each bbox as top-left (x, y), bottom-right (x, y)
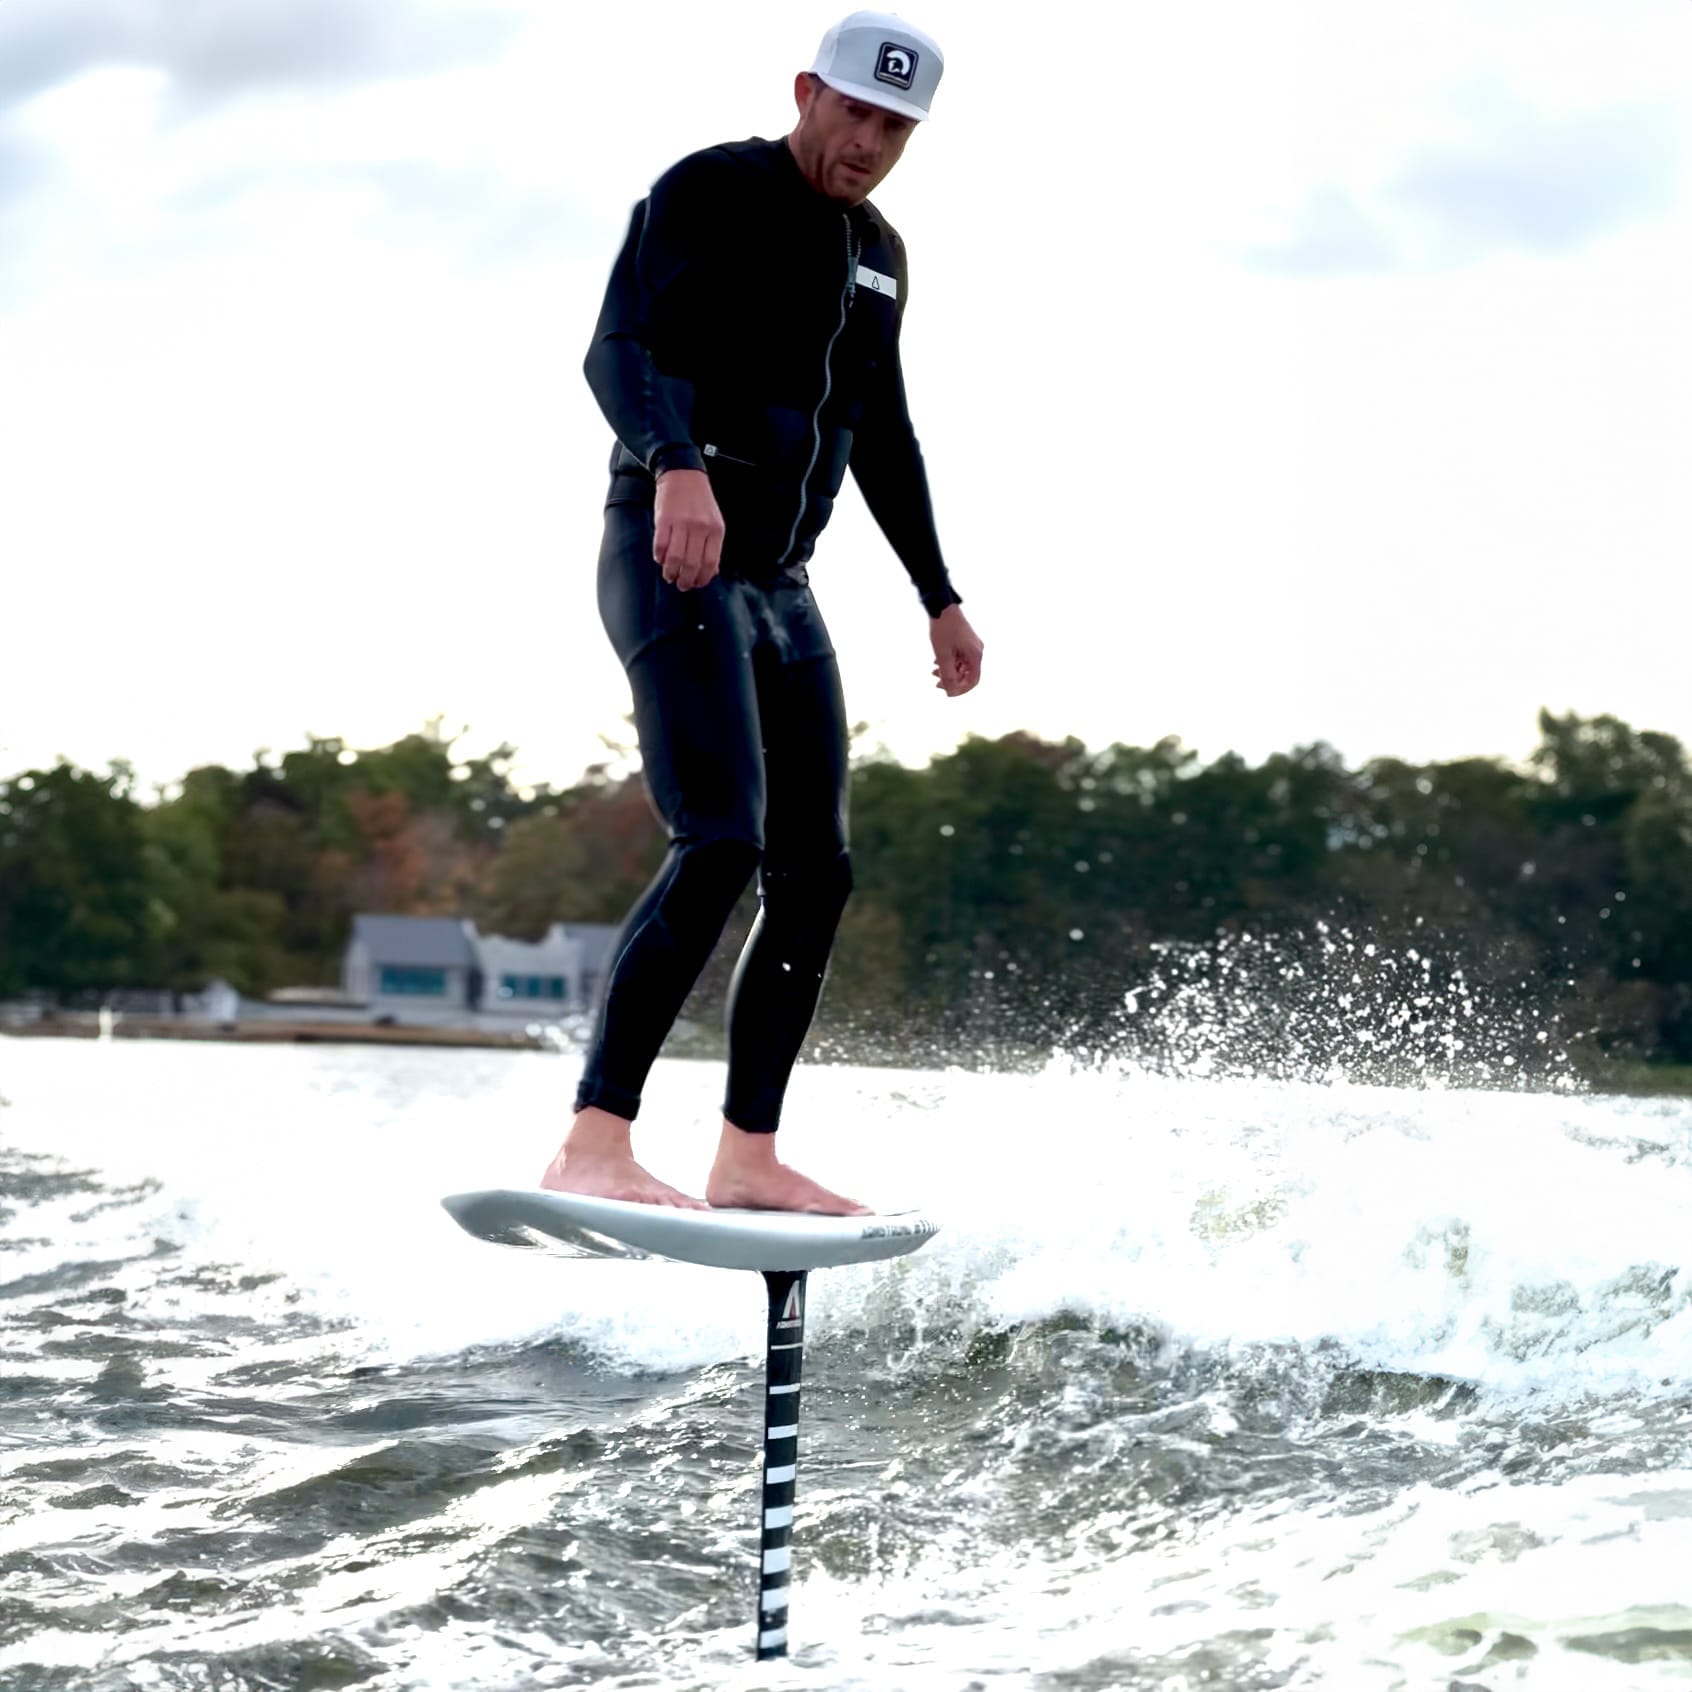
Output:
top-left (0, 762), bottom-right (158, 997)
top-left (474, 773), bottom-right (665, 940)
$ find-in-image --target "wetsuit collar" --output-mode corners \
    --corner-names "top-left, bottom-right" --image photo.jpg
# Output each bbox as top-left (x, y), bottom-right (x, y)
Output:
top-left (772, 134), bottom-right (828, 201)
top-left (770, 134), bottom-right (875, 227)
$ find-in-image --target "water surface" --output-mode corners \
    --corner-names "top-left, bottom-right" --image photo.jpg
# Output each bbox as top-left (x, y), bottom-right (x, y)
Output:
top-left (3, 1039), bottom-right (1691, 1689)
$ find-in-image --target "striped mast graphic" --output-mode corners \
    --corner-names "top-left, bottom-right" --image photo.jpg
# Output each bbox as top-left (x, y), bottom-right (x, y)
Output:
top-left (755, 1268), bottom-right (807, 1660)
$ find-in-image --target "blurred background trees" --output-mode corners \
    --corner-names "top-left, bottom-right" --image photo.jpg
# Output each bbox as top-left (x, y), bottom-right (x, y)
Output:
top-left (3, 710), bottom-right (1688, 1073)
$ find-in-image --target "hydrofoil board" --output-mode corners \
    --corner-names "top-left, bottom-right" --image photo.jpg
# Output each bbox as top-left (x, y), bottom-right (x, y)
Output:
top-left (441, 1187), bottom-right (939, 1272)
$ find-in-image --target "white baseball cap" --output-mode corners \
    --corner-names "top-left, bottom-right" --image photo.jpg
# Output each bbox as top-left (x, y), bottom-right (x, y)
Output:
top-left (809, 10), bottom-right (944, 123)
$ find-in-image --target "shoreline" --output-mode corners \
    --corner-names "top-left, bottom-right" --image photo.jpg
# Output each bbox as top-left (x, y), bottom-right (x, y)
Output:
top-left (5, 1019), bottom-right (1691, 1099)
top-left (1, 1016), bottom-right (552, 1053)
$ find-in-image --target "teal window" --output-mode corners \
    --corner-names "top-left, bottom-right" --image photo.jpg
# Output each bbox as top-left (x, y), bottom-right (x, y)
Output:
top-left (500, 973), bottom-right (567, 1001)
top-left (380, 966), bottom-right (447, 996)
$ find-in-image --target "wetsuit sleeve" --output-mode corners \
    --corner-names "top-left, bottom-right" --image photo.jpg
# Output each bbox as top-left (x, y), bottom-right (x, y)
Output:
top-left (582, 151), bottom-right (731, 477)
top-left (848, 302), bottom-right (962, 618)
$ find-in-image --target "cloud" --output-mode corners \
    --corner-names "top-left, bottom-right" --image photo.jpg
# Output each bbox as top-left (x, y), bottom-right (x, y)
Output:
top-left (1247, 94), bottom-right (1681, 275)
top-left (171, 159), bottom-right (612, 266)
top-left (0, 0), bottom-right (534, 290)
top-left (0, 0), bottom-right (523, 118)
top-left (0, 124), bottom-right (52, 213)
top-left (1245, 186), bottom-right (1402, 279)
top-left (1393, 97), bottom-right (1681, 259)
top-left (345, 162), bottom-right (615, 264)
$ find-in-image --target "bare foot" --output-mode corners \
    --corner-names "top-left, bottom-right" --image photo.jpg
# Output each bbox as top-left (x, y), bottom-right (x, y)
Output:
top-left (540, 1107), bottom-right (707, 1210)
top-left (705, 1119), bottom-right (871, 1215)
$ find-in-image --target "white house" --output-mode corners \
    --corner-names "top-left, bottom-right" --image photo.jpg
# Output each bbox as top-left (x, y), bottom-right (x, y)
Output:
top-left (339, 914), bottom-right (617, 1024)
top-left (473, 922), bottom-right (617, 1019)
top-left (342, 915), bottom-right (480, 1022)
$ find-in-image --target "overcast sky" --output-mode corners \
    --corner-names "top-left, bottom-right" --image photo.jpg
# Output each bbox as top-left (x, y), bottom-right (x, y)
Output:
top-left (1, 0), bottom-right (1688, 794)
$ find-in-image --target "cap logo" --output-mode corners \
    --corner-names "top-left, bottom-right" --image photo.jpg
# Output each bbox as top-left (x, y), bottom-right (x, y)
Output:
top-left (874, 41), bottom-right (917, 90)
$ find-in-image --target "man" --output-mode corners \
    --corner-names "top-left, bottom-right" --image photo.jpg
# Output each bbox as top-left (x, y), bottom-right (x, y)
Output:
top-left (541, 11), bottom-right (983, 1213)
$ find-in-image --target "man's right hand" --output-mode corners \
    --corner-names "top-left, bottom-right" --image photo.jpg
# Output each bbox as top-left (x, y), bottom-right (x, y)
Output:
top-left (653, 468), bottom-right (725, 591)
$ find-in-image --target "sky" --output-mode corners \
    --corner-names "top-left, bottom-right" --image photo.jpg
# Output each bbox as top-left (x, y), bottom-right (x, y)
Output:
top-left (1, 0), bottom-right (1688, 795)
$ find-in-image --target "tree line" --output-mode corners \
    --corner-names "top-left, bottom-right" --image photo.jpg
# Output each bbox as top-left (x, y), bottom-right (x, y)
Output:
top-left (2, 711), bottom-right (1688, 1077)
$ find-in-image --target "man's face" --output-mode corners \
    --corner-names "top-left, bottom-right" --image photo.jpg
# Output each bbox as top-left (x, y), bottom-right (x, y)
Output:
top-left (790, 76), bottom-right (916, 204)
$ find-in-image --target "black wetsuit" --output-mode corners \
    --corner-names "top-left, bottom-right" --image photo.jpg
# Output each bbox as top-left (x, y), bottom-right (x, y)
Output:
top-left (574, 136), bottom-right (959, 1132)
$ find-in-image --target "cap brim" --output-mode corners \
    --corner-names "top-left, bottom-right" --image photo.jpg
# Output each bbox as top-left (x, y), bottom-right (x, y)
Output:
top-left (814, 72), bottom-right (928, 122)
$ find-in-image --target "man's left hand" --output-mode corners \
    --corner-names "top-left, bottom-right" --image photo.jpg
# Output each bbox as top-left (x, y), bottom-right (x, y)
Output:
top-left (929, 604), bottom-right (983, 697)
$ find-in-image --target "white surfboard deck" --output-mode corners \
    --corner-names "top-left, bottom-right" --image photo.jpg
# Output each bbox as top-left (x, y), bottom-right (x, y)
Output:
top-left (441, 1187), bottom-right (940, 1272)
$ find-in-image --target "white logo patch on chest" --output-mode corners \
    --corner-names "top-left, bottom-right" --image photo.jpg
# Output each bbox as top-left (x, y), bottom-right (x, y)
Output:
top-left (854, 263), bottom-right (898, 299)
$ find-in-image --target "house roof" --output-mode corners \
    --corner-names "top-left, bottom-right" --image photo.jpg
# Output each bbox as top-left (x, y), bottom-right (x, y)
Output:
top-left (474, 922), bottom-right (619, 973)
top-left (351, 914), bottom-right (476, 968)
top-left (558, 924), bottom-right (618, 966)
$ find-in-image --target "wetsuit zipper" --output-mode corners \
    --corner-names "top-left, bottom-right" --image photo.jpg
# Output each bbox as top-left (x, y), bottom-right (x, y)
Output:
top-left (780, 212), bottom-right (858, 567)
top-left (703, 443), bottom-right (756, 467)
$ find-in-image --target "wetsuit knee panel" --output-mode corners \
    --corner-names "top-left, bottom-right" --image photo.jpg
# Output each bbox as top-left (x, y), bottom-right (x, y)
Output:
top-left (658, 836), bottom-right (762, 945)
top-left (761, 848), bottom-right (853, 928)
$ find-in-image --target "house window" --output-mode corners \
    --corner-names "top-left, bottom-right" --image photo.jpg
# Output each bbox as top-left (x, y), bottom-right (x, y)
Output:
top-left (380, 966), bottom-right (447, 996)
top-left (499, 973), bottom-right (567, 1001)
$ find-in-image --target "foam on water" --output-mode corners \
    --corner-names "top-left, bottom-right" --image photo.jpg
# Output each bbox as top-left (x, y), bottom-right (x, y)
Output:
top-left (8, 1038), bottom-right (1692, 1690)
top-left (4, 1039), bottom-right (1690, 1404)
top-left (708, 1466), bottom-right (1692, 1691)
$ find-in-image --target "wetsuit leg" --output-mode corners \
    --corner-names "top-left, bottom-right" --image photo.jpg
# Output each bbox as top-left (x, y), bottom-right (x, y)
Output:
top-left (722, 644), bottom-right (852, 1134)
top-left (574, 505), bottom-right (764, 1121)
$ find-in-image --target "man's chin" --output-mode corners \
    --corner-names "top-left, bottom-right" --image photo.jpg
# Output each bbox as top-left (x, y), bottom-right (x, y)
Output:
top-left (832, 165), bottom-right (874, 202)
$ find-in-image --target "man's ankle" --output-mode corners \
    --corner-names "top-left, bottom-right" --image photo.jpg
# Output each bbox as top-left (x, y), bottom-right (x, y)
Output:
top-left (567, 1107), bottom-right (635, 1156)
top-left (716, 1118), bottom-right (779, 1163)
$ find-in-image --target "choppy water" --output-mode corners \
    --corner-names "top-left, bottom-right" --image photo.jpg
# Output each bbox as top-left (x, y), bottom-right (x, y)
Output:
top-left (2, 1038), bottom-right (1691, 1691)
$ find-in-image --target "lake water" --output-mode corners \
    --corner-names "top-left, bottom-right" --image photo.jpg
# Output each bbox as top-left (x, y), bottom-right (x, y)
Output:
top-left (3, 1038), bottom-right (1691, 1690)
